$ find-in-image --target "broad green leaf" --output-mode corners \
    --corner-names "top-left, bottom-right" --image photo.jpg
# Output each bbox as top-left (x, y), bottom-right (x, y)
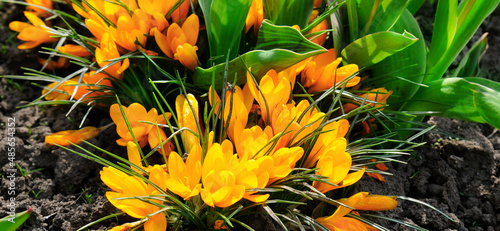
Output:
top-left (367, 10), bottom-right (426, 110)
top-left (199, 0), bottom-right (253, 65)
top-left (0, 208), bottom-right (32, 231)
top-left (426, 0), bottom-right (458, 69)
top-left (263, 0), bottom-right (314, 29)
top-left (424, 0), bottom-right (500, 83)
top-left (407, 0), bottom-right (426, 14)
top-left (453, 33), bottom-right (488, 77)
top-left (192, 49), bottom-right (324, 90)
top-left (340, 31), bottom-right (418, 69)
top-left (256, 20), bottom-right (325, 52)
top-left (362, 0), bottom-right (411, 35)
top-left (402, 77), bottom-right (500, 129)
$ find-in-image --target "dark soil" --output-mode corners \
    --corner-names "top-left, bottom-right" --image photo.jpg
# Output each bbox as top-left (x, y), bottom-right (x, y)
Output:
top-left (1, 2), bottom-right (500, 231)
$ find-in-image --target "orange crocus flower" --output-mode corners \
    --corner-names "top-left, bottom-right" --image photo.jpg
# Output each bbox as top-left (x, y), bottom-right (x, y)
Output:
top-left (308, 19), bottom-right (328, 46)
top-left (58, 44), bottom-right (91, 57)
top-left (109, 9), bottom-right (150, 51)
top-left (343, 87), bottom-right (393, 113)
top-left (37, 57), bottom-right (70, 70)
top-left (26, 0), bottom-right (53, 17)
top-left (316, 192), bottom-right (370, 230)
top-left (170, 0), bottom-right (196, 23)
top-left (42, 80), bottom-right (78, 101)
top-left (74, 0), bottom-right (136, 24)
top-left (340, 194), bottom-right (398, 211)
top-left (138, 0), bottom-right (174, 17)
top-left (45, 126), bottom-right (101, 146)
top-left (174, 43), bottom-right (199, 71)
top-left (301, 49), bottom-right (360, 93)
top-left (245, 0), bottom-right (263, 34)
top-left (316, 192), bottom-right (395, 230)
top-left (8, 11), bottom-right (58, 50)
top-left (42, 71), bottom-right (112, 103)
top-left (84, 10), bottom-right (109, 41)
top-left (109, 103), bottom-right (172, 155)
top-left (154, 14), bottom-right (199, 70)
top-left (95, 33), bottom-right (130, 80)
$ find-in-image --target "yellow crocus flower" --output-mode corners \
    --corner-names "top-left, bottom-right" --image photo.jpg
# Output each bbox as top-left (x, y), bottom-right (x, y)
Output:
top-left (304, 119), bottom-right (350, 168)
top-left (175, 93), bottom-right (200, 153)
top-left (101, 165), bottom-right (167, 231)
top-left (200, 141), bottom-right (269, 207)
top-left (233, 125), bottom-right (274, 160)
top-left (246, 69), bottom-right (291, 125)
top-left (209, 84), bottom-right (253, 142)
top-left (271, 100), bottom-right (324, 146)
top-left (313, 143), bottom-right (365, 193)
top-left (266, 147), bottom-right (304, 183)
top-left (166, 143), bottom-right (202, 199)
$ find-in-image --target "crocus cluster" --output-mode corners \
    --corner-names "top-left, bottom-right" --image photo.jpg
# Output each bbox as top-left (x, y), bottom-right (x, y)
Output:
top-left (10, 0), bottom-right (403, 230)
top-left (95, 63), bottom-right (393, 229)
top-left (10, 0), bottom-right (200, 106)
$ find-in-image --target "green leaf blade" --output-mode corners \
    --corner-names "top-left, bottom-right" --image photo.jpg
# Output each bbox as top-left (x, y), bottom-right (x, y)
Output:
top-left (263, 0), bottom-right (314, 29)
top-left (427, 0), bottom-right (458, 68)
top-left (340, 30), bottom-right (418, 69)
top-left (200, 0), bottom-right (253, 64)
top-left (424, 0), bottom-right (500, 82)
top-left (256, 20), bottom-right (325, 53)
top-left (364, 0), bottom-right (411, 34)
top-left (403, 77), bottom-right (500, 129)
top-left (0, 208), bottom-right (32, 231)
top-left (367, 10), bottom-right (427, 110)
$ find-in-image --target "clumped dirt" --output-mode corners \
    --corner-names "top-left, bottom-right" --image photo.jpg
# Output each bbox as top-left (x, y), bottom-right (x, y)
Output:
top-left (1, 2), bottom-right (500, 231)
top-left (355, 117), bottom-right (500, 231)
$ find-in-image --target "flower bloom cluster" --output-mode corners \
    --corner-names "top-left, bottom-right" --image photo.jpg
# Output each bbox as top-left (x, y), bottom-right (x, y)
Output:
top-left (10, 0), bottom-right (402, 230)
top-left (98, 64), bottom-right (379, 229)
top-left (10, 0), bottom-right (201, 106)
